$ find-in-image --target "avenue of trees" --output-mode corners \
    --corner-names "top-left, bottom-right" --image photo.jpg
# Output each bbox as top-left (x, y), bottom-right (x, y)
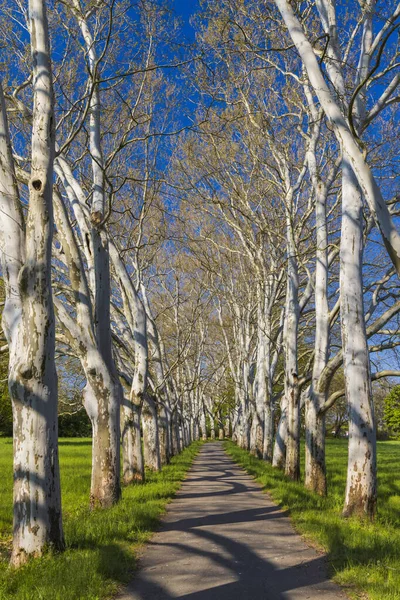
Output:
top-left (0, 0), bottom-right (400, 568)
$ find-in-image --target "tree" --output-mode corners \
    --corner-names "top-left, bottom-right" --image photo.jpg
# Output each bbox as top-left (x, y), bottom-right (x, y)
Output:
top-left (384, 385), bottom-right (400, 437)
top-left (0, 0), bottom-right (64, 566)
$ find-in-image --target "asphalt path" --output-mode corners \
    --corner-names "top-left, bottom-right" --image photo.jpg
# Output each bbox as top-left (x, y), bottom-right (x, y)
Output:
top-left (118, 442), bottom-right (347, 600)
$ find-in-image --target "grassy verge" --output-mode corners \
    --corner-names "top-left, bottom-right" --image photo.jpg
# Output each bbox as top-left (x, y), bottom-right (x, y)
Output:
top-left (224, 439), bottom-right (400, 600)
top-left (0, 438), bottom-right (202, 600)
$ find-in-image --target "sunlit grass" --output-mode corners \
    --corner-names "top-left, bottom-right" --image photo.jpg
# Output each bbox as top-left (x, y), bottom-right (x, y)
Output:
top-left (224, 439), bottom-right (400, 600)
top-left (0, 438), bottom-right (202, 600)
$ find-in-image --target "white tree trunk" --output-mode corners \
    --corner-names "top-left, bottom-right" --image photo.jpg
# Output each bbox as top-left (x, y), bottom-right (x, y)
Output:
top-left (0, 0), bottom-right (64, 566)
top-left (274, 0), bottom-right (400, 275)
top-left (305, 137), bottom-right (329, 495)
top-left (200, 409), bottom-right (207, 440)
top-left (224, 415), bottom-right (230, 438)
top-left (251, 307), bottom-right (266, 457)
top-left (284, 215), bottom-right (300, 481)
top-left (83, 373), bottom-right (121, 507)
top-left (158, 403), bottom-right (169, 466)
top-left (121, 398), bottom-right (144, 483)
top-left (52, 191), bottom-right (121, 508)
top-left (142, 396), bottom-right (161, 471)
top-left (272, 397), bottom-right (288, 469)
top-left (341, 158), bottom-right (377, 518)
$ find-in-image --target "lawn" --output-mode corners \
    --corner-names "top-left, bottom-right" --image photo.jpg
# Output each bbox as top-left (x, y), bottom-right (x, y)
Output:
top-left (224, 439), bottom-right (400, 600)
top-left (0, 438), bottom-right (202, 600)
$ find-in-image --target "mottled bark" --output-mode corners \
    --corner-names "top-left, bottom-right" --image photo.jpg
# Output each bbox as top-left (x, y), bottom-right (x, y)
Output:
top-left (274, 0), bottom-right (400, 276)
top-left (341, 159), bottom-right (376, 519)
top-left (224, 416), bottom-right (230, 438)
top-left (142, 396), bottom-right (161, 471)
top-left (305, 131), bottom-right (329, 495)
top-left (284, 213), bottom-right (300, 481)
top-left (272, 397), bottom-right (288, 469)
top-left (263, 390), bottom-right (274, 463)
top-left (0, 0), bottom-right (64, 566)
top-left (200, 409), bottom-right (207, 440)
top-left (84, 376), bottom-right (121, 507)
top-left (158, 403), bottom-right (169, 466)
top-left (121, 397), bottom-right (144, 484)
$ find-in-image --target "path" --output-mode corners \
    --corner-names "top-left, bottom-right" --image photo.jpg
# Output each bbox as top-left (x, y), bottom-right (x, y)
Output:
top-left (118, 443), bottom-right (346, 600)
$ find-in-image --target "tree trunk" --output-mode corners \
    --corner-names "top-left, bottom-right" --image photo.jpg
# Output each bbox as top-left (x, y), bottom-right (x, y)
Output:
top-left (121, 399), bottom-right (144, 484)
top-left (0, 0), bottom-right (65, 565)
top-left (200, 409), bottom-right (207, 440)
top-left (210, 413), bottom-right (216, 439)
top-left (305, 176), bottom-right (329, 495)
top-left (263, 390), bottom-right (274, 462)
top-left (341, 158), bottom-right (377, 519)
top-left (284, 214), bottom-right (300, 481)
top-left (272, 397), bottom-right (288, 469)
top-left (142, 396), bottom-right (161, 471)
top-left (158, 403), bottom-right (169, 466)
top-left (84, 378), bottom-right (121, 507)
top-left (251, 317), bottom-right (266, 457)
top-left (274, 0), bottom-right (400, 276)
top-left (171, 409), bottom-right (181, 455)
top-left (224, 415), bottom-right (230, 438)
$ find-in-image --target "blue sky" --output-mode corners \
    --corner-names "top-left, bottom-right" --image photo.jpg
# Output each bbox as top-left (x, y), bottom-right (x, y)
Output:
top-left (173, 0), bottom-right (199, 39)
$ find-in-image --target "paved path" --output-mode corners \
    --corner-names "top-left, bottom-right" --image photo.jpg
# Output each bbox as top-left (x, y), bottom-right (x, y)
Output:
top-left (118, 443), bottom-right (346, 600)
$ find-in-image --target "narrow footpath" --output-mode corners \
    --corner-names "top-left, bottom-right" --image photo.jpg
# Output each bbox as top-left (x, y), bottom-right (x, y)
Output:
top-left (118, 443), bottom-right (346, 600)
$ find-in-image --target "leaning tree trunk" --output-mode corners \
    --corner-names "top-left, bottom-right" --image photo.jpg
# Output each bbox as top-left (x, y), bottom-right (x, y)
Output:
top-left (52, 186), bottom-right (122, 509)
top-left (341, 158), bottom-right (377, 519)
top-left (0, 0), bottom-right (65, 566)
top-left (274, 0), bottom-right (400, 276)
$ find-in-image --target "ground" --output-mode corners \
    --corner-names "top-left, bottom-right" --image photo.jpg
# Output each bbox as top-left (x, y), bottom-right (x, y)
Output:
top-left (118, 442), bottom-right (346, 599)
top-left (0, 438), bottom-right (399, 599)
top-left (0, 439), bottom-right (201, 600)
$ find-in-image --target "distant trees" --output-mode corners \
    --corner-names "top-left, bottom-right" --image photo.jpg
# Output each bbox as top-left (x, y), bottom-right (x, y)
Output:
top-left (175, 0), bottom-right (400, 521)
top-left (384, 386), bottom-right (400, 437)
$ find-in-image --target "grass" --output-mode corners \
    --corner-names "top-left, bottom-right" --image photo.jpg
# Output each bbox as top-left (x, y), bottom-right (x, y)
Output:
top-left (0, 438), bottom-right (202, 600)
top-left (224, 439), bottom-right (400, 600)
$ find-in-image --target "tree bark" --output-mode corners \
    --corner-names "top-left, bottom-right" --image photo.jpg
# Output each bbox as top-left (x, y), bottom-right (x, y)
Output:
top-left (142, 396), bottom-right (161, 471)
top-left (305, 135), bottom-right (329, 495)
top-left (274, 0), bottom-right (400, 276)
top-left (341, 158), bottom-right (377, 519)
top-left (272, 398), bottom-right (288, 469)
top-left (284, 213), bottom-right (300, 481)
top-left (0, 0), bottom-right (65, 566)
top-left (121, 397), bottom-right (144, 484)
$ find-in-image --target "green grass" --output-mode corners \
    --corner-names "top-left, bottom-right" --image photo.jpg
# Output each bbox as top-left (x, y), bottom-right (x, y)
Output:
top-left (0, 438), bottom-right (202, 600)
top-left (224, 439), bottom-right (400, 600)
